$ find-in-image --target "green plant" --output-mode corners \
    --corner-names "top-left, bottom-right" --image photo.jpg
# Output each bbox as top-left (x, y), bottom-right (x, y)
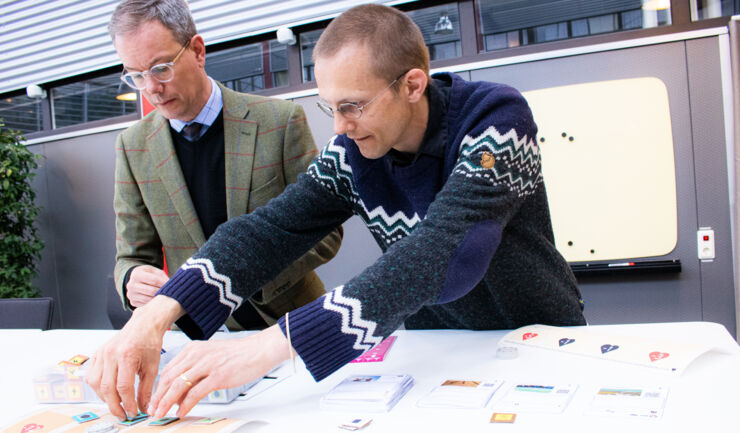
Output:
top-left (0, 121), bottom-right (44, 298)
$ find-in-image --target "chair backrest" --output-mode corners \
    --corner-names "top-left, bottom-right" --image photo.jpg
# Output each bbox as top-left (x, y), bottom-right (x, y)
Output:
top-left (0, 297), bottom-right (54, 330)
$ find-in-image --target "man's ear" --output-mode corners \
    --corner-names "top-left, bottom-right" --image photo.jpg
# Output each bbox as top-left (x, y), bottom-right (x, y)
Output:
top-left (191, 34), bottom-right (207, 67)
top-left (404, 68), bottom-right (429, 103)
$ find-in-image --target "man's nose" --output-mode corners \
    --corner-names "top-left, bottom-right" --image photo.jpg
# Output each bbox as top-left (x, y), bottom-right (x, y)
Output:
top-left (333, 113), bottom-right (355, 136)
top-left (144, 74), bottom-right (163, 94)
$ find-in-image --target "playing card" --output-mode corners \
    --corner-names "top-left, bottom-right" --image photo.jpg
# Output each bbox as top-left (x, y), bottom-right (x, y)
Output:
top-left (117, 412), bottom-right (148, 426)
top-left (148, 417), bottom-right (178, 426)
top-left (72, 412), bottom-right (98, 423)
top-left (193, 417), bottom-right (225, 425)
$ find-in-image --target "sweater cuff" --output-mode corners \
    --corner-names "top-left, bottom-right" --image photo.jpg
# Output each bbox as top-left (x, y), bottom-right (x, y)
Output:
top-left (157, 258), bottom-right (241, 340)
top-left (278, 286), bottom-right (383, 382)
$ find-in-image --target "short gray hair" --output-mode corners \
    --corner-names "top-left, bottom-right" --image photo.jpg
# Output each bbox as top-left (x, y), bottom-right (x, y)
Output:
top-left (109, 0), bottom-right (197, 45)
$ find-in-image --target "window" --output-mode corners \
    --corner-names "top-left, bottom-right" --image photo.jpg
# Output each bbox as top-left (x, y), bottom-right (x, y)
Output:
top-left (407, 3), bottom-right (462, 61)
top-left (206, 39), bottom-right (288, 93)
top-left (477, 0), bottom-right (672, 52)
top-left (269, 41), bottom-right (290, 88)
top-left (0, 94), bottom-right (43, 134)
top-left (621, 10), bottom-right (644, 30)
top-left (300, 29), bottom-right (323, 83)
top-left (52, 73), bottom-right (137, 129)
top-left (691, 0), bottom-right (738, 20)
top-left (300, 3), bottom-right (464, 83)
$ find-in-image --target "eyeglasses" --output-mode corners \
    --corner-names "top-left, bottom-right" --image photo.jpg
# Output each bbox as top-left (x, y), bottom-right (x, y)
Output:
top-left (316, 71), bottom-right (408, 120)
top-left (120, 41), bottom-right (190, 90)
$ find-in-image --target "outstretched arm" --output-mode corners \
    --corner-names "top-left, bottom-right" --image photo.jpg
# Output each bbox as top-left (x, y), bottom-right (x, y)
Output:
top-left (90, 144), bottom-right (354, 419)
top-left (157, 165), bottom-right (353, 339)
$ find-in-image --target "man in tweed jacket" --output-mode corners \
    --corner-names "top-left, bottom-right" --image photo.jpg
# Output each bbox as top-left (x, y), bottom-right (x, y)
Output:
top-left (111, 0), bottom-right (341, 329)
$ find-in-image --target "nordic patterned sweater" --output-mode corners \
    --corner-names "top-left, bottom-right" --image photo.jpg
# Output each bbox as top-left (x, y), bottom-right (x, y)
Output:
top-left (158, 72), bottom-right (586, 382)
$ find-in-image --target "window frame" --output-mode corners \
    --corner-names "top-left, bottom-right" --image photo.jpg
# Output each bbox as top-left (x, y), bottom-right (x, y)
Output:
top-left (3, 0), bottom-right (734, 141)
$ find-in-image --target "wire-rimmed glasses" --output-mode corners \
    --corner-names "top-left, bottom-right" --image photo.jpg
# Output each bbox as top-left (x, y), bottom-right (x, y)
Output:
top-left (316, 70), bottom-right (409, 120)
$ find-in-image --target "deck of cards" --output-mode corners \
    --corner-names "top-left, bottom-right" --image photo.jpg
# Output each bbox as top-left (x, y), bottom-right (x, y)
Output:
top-left (320, 374), bottom-right (414, 412)
top-left (117, 412), bottom-right (148, 426)
top-left (492, 383), bottom-right (578, 414)
top-left (417, 379), bottom-right (504, 409)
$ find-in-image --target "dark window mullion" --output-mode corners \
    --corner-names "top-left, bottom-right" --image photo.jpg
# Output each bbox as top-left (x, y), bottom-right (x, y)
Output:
top-left (458, 0), bottom-right (478, 57)
top-left (41, 93), bottom-right (52, 131)
top-left (286, 42), bottom-right (302, 87)
top-left (671, 0), bottom-right (692, 25)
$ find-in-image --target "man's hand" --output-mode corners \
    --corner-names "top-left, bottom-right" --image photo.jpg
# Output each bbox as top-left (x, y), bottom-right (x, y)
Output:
top-left (148, 324), bottom-right (291, 418)
top-left (86, 296), bottom-right (184, 420)
top-left (126, 266), bottom-right (169, 307)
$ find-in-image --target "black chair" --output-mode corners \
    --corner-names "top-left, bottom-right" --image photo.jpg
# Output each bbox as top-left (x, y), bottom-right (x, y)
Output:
top-left (106, 276), bottom-right (132, 329)
top-left (0, 297), bottom-right (54, 330)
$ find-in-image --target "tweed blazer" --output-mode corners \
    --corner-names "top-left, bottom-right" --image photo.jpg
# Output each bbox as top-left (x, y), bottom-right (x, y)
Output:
top-left (113, 82), bottom-right (342, 325)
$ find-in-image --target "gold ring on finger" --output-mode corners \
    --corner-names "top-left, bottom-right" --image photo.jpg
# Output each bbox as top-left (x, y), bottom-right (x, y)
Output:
top-left (180, 374), bottom-right (193, 387)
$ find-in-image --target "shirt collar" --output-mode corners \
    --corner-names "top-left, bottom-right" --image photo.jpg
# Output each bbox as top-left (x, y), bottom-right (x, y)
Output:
top-left (169, 77), bottom-right (223, 133)
top-left (386, 78), bottom-right (450, 166)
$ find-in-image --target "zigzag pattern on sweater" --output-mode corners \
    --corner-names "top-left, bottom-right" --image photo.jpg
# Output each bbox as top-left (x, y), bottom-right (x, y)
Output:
top-left (308, 137), bottom-right (359, 205)
top-left (309, 137), bottom-right (422, 246)
top-left (181, 258), bottom-right (243, 312)
top-left (322, 285), bottom-right (382, 351)
top-left (454, 125), bottom-right (542, 197)
top-left (362, 206), bottom-right (422, 246)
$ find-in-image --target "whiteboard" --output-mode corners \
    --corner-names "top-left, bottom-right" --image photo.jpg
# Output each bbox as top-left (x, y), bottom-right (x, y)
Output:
top-left (523, 77), bottom-right (678, 262)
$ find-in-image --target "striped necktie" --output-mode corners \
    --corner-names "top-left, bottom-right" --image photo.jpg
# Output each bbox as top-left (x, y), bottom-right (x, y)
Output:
top-left (182, 122), bottom-right (203, 141)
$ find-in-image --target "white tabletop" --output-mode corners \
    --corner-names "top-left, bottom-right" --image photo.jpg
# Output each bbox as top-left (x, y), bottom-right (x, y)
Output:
top-left (1, 322), bottom-right (738, 432)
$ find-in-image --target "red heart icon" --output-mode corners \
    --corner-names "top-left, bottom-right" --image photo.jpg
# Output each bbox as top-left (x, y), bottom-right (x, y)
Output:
top-left (21, 424), bottom-right (43, 433)
top-left (649, 351), bottom-right (670, 362)
top-left (522, 332), bottom-right (538, 341)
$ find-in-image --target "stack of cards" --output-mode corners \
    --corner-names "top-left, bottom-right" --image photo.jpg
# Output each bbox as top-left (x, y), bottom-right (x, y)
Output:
top-left (585, 386), bottom-right (669, 419)
top-left (320, 374), bottom-right (414, 412)
top-left (417, 379), bottom-right (504, 409)
top-left (117, 412), bottom-right (149, 426)
top-left (492, 383), bottom-right (578, 414)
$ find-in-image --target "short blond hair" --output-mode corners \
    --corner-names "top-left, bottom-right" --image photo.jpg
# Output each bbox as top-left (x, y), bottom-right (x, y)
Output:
top-left (313, 4), bottom-right (430, 82)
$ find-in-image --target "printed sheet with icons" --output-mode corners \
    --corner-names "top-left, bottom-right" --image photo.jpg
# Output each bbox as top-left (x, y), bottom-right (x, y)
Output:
top-left (500, 324), bottom-right (714, 374)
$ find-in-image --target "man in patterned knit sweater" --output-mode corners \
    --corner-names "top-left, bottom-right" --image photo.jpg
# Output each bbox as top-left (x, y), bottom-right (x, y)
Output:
top-left (87, 4), bottom-right (586, 420)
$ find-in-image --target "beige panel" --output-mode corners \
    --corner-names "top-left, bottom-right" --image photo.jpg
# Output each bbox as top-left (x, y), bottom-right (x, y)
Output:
top-left (523, 77), bottom-right (678, 262)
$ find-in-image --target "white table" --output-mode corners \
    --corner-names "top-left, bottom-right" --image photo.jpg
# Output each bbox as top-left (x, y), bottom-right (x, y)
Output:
top-left (1, 322), bottom-right (738, 432)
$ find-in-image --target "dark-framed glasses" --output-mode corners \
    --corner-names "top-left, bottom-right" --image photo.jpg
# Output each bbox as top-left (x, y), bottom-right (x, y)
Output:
top-left (316, 71), bottom-right (408, 120)
top-left (120, 41), bottom-right (190, 90)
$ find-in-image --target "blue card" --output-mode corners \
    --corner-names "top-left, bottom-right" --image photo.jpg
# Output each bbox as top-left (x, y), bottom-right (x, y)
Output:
top-left (118, 413), bottom-right (149, 426)
top-left (73, 412), bottom-right (99, 423)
